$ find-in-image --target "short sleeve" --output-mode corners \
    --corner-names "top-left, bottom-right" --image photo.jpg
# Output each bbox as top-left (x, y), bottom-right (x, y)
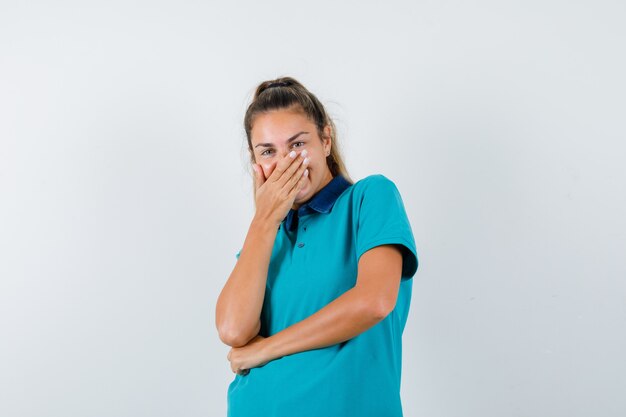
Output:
top-left (355, 175), bottom-right (418, 279)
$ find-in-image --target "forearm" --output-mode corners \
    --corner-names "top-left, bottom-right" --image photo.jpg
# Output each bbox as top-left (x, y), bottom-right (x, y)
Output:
top-left (215, 215), bottom-right (277, 346)
top-left (263, 286), bottom-right (385, 360)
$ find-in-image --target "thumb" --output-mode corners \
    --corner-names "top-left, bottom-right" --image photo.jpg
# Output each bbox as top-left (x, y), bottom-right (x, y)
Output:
top-left (253, 164), bottom-right (265, 188)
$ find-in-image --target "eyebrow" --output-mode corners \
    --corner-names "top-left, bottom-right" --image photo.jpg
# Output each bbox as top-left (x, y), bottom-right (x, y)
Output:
top-left (254, 131), bottom-right (309, 148)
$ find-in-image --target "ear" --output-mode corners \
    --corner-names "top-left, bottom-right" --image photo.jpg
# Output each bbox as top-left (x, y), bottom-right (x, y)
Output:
top-left (322, 125), bottom-right (332, 156)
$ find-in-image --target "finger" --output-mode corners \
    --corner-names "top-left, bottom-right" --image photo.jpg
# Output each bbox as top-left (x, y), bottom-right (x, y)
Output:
top-left (288, 168), bottom-right (309, 196)
top-left (252, 164), bottom-right (265, 189)
top-left (275, 151), bottom-right (308, 188)
top-left (280, 150), bottom-right (308, 183)
top-left (282, 155), bottom-right (309, 194)
top-left (232, 365), bottom-right (248, 375)
top-left (266, 150), bottom-right (300, 183)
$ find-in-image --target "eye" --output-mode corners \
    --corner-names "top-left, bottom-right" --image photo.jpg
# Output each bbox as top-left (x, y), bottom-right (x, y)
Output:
top-left (292, 141), bottom-right (305, 148)
top-left (260, 149), bottom-right (273, 156)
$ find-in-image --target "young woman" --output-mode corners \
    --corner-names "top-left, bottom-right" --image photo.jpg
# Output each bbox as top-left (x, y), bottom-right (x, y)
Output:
top-left (215, 77), bottom-right (419, 417)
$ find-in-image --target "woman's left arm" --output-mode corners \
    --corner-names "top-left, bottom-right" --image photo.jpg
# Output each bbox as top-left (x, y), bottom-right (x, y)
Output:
top-left (226, 244), bottom-right (403, 374)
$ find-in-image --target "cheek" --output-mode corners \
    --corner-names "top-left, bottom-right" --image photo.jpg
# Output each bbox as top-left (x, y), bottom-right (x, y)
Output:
top-left (308, 154), bottom-right (322, 170)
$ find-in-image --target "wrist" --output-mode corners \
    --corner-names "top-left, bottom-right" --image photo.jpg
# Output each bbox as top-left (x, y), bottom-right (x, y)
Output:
top-left (251, 214), bottom-right (281, 233)
top-left (260, 335), bottom-right (283, 362)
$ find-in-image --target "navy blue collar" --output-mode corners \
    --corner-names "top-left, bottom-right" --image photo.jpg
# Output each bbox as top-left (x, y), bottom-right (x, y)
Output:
top-left (283, 174), bottom-right (352, 231)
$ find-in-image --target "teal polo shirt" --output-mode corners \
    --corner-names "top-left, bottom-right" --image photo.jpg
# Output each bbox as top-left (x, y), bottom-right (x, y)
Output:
top-left (228, 174), bottom-right (419, 417)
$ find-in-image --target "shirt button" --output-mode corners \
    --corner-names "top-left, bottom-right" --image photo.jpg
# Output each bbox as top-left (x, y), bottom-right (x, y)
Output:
top-left (297, 242), bottom-right (305, 248)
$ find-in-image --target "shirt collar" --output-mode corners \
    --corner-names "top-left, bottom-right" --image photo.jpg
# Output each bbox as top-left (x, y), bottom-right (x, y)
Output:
top-left (283, 174), bottom-right (352, 231)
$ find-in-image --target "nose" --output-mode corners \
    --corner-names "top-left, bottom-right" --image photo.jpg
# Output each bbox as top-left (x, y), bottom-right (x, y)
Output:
top-left (278, 147), bottom-right (293, 158)
top-left (282, 144), bottom-right (295, 155)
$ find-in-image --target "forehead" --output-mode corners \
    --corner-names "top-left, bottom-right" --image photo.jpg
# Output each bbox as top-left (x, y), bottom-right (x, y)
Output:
top-left (250, 109), bottom-right (316, 145)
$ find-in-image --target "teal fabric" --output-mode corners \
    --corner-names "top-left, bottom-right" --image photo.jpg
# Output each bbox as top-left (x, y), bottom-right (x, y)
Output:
top-left (227, 174), bottom-right (419, 417)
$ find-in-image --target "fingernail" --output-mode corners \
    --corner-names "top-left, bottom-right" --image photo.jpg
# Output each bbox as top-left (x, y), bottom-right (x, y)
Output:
top-left (304, 169), bottom-right (309, 177)
top-left (301, 149), bottom-right (308, 157)
top-left (289, 151), bottom-right (296, 158)
top-left (303, 157), bottom-right (310, 165)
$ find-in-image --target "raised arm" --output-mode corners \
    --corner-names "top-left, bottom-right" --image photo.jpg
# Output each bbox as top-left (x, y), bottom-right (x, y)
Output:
top-left (215, 150), bottom-right (309, 347)
top-left (215, 216), bottom-right (276, 347)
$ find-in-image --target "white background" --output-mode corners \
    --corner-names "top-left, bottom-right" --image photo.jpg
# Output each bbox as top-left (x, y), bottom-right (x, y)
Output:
top-left (1, 1), bottom-right (625, 416)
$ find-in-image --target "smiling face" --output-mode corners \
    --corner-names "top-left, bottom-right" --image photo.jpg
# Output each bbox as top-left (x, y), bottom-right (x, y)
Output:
top-left (250, 106), bottom-right (333, 209)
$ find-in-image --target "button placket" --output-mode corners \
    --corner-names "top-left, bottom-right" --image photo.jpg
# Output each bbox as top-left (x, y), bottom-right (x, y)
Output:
top-left (297, 222), bottom-right (307, 248)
